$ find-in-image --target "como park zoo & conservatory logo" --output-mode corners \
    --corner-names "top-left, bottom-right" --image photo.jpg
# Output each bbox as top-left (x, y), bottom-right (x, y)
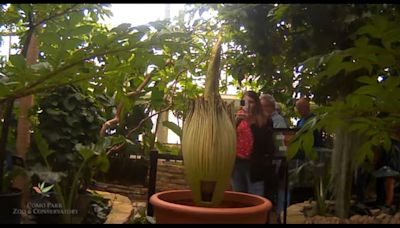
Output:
top-left (13, 182), bottom-right (78, 217)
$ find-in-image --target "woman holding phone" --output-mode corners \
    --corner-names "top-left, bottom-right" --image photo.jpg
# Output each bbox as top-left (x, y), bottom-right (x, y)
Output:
top-left (232, 90), bottom-right (276, 197)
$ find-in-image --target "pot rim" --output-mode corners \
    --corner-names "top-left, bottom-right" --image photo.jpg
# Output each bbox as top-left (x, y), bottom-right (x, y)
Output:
top-left (150, 189), bottom-right (272, 215)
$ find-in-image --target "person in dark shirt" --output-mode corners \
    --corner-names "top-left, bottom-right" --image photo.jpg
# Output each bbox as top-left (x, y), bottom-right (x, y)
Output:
top-left (232, 90), bottom-right (276, 197)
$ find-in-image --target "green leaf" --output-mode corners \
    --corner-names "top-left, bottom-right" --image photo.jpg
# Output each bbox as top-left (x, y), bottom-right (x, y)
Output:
top-left (382, 134), bottom-right (392, 152)
top-left (355, 85), bottom-right (379, 96)
top-left (146, 216), bottom-right (156, 224)
top-left (375, 52), bottom-right (396, 67)
top-left (40, 32), bottom-right (61, 45)
top-left (356, 142), bottom-right (373, 165)
top-left (134, 24), bottom-right (151, 34)
top-left (353, 24), bottom-right (378, 38)
top-left (77, 145), bottom-right (94, 161)
top-left (66, 116), bottom-right (78, 126)
top-left (148, 20), bottom-right (169, 30)
top-left (110, 135), bottom-right (126, 146)
top-left (150, 88), bottom-right (164, 109)
top-left (0, 84), bottom-right (11, 97)
top-left (63, 95), bottom-right (77, 111)
top-left (64, 37), bottom-right (83, 50)
top-left (33, 130), bottom-right (54, 160)
top-left (269, 5), bottom-right (289, 20)
top-left (348, 123), bottom-right (369, 134)
top-left (302, 133), bottom-right (316, 160)
top-left (162, 121), bottom-right (182, 138)
top-left (372, 15), bottom-right (389, 32)
top-left (9, 54), bottom-right (27, 70)
top-left (111, 23), bottom-right (132, 34)
top-left (71, 25), bottom-right (93, 36)
top-left (322, 53), bottom-right (344, 78)
top-left (69, 12), bottom-right (85, 25)
top-left (94, 152), bottom-right (109, 173)
top-left (39, 182), bottom-right (45, 190)
top-left (41, 184), bottom-right (54, 193)
top-left (357, 95), bottom-right (374, 109)
top-left (86, 114), bottom-right (94, 123)
top-left (90, 11), bottom-right (98, 21)
top-left (155, 141), bottom-right (170, 153)
top-left (287, 138), bottom-right (300, 160)
top-left (93, 33), bottom-right (109, 46)
top-left (357, 76), bottom-right (375, 85)
top-left (382, 28), bottom-right (400, 50)
top-left (354, 37), bottom-right (369, 47)
top-left (48, 133), bottom-right (61, 143)
top-left (46, 108), bottom-right (63, 116)
top-left (150, 55), bottom-right (167, 68)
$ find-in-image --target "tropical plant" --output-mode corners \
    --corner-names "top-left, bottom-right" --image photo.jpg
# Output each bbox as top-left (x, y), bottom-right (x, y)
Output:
top-left (181, 35), bottom-right (236, 207)
top-left (29, 130), bottom-right (110, 223)
top-left (289, 156), bottom-right (331, 216)
top-left (126, 207), bottom-right (155, 224)
top-left (30, 85), bottom-right (104, 169)
top-left (0, 3), bottom-right (115, 195)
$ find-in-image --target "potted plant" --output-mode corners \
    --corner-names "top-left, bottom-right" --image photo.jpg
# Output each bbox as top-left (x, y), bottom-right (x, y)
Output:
top-left (0, 100), bottom-right (26, 224)
top-left (0, 166), bottom-right (25, 224)
top-left (149, 35), bottom-right (272, 224)
top-left (27, 132), bottom-right (111, 224)
top-left (0, 99), bottom-right (21, 224)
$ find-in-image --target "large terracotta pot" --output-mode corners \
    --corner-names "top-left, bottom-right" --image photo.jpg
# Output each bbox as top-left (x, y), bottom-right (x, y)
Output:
top-left (150, 189), bottom-right (272, 224)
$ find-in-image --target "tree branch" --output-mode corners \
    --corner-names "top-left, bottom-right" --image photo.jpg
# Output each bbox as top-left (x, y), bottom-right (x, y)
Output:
top-left (99, 72), bottom-right (155, 137)
top-left (15, 73), bottom-right (101, 98)
top-left (100, 104), bottom-right (123, 137)
top-left (5, 46), bottom-right (133, 101)
top-left (106, 104), bottom-right (172, 155)
top-left (126, 73), bottom-right (153, 97)
top-left (32, 4), bottom-right (80, 29)
top-left (102, 65), bottom-right (187, 155)
top-left (0, 32), bottom-right (17, 36)
top-left (126, 104), bottom-right (172, 139)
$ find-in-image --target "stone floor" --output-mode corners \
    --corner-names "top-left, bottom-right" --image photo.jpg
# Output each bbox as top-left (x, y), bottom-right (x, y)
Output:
top-left (92, 182), bottom-right (400, 224)
top-left (90, 182), bottom-right (150, 224)
top-left (285, 200), bottom-right (400, 224)
top-left (89, 190), bottom-right (134, 224)
top-left (285, 201), bottom-right (309, 224)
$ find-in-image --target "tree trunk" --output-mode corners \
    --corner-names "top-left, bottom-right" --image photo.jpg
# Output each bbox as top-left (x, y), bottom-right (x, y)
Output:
top-left (15, 34), bottom-right (39, 159)
top-left (156, 111), bottom-right (169, 144)
top-left (13, 34), bottom-right (39, 216)
top-left (331, 127), bottom-right (365, 218)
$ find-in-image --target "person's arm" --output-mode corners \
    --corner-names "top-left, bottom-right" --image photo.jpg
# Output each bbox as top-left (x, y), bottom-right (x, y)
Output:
top-left (235, 109), bottom-right (247, 127)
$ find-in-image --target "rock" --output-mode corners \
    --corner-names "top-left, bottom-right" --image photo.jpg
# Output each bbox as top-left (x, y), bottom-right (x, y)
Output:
top-left (370, 209), bottom-right (381, 216)
top-left (387, 213), bottom-right (400, 224)
top-left (393, 212), bottom-right (400, 221)
top-left (376, 213), bottom-right (388, 220)
top-left (350, 215), bottom-right (362, 223)
top-left (287, 201), bottom-right (400, 224)
top-left (382, 216), bottom-right (391, 224)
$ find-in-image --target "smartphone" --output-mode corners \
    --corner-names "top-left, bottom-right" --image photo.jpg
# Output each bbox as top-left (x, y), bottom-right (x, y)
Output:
top-left (240, 99), bottom-right (249, 112)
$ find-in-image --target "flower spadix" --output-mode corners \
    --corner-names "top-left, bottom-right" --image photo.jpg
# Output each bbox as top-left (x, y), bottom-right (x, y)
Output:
top-left (182, 35), bottom-right (236, 207)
